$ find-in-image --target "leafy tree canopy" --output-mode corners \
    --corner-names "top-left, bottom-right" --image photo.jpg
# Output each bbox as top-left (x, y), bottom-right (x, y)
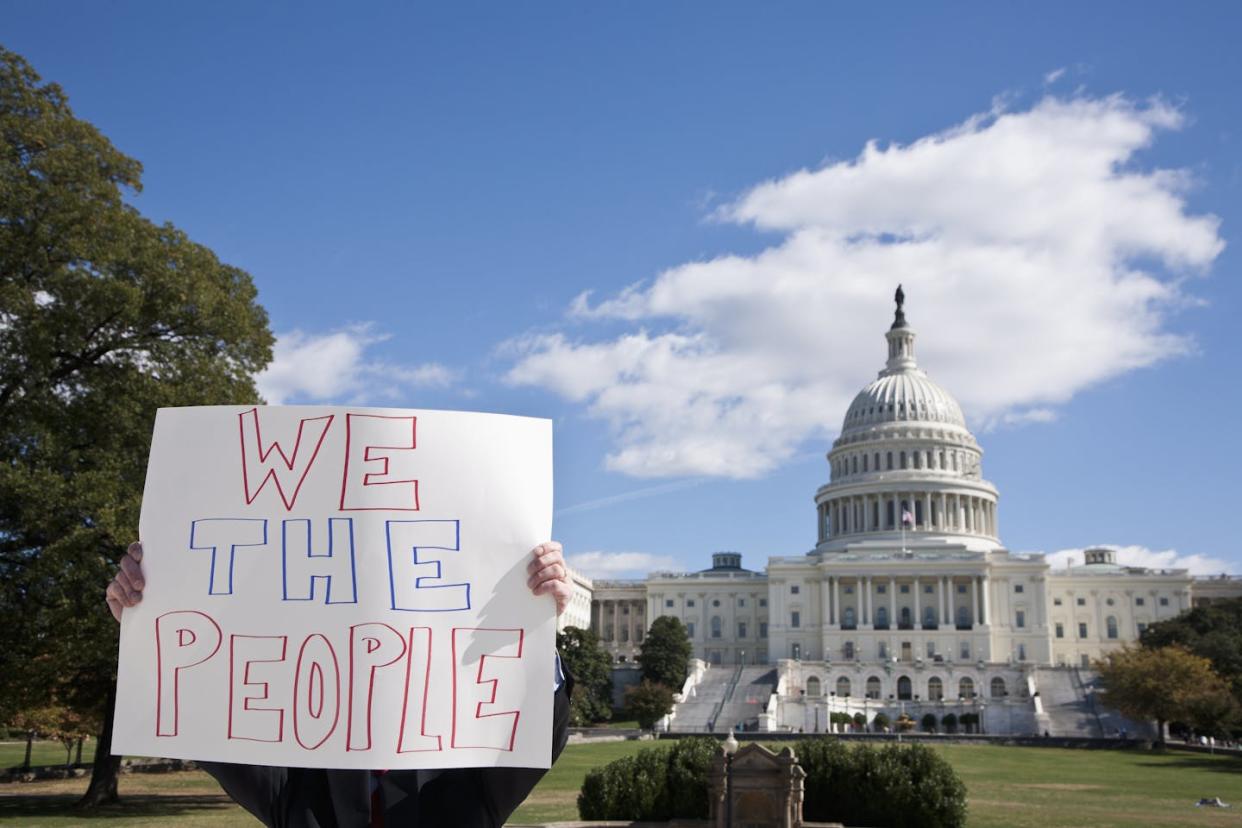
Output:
top-left (637, 616), bottom-right (692, 688)
top-left (1142, 597), bottom-right (1242, 698)
top-left (556, 625), bottom-right (613, 725)
top-left (624, 680), bottom-right (676, 730)
top-left (0, 45), bottom-right (272, 804)
top-left (1096, 645), bottom-right (1238, 740)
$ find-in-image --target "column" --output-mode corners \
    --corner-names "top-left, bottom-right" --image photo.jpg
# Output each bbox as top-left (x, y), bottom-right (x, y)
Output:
top-left (890, 577), bottom-right (897, 627)
top-left (832, 577), bottom-right (840, 627)
top-left (924, 492), bottom-right (933, 530)
top-left (981, 576), bottom-right (991, 626)
top-left (913, 578), bottom-right (922, 629)
top-left (823, 577), bottom-right (833, 629)
top-left (862, 576), bottom-right (871, 627)
top-left (971, 578), bottom-right (979, 630)
top-left (940, 576), bottom-right (949, 625)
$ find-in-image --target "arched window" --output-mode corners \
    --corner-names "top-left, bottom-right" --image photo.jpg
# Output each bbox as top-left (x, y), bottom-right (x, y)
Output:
top-left (875, 606), bottom-right (889, 629)
top-left (1106, 616), bottom-right (1118, 639)
top-left (900, 451), bottom-right (908, 469)
top-left (923, 606), bottom-right (937, 628)
top-left (711, 616), bottom-right (722, 639)
top-left (897, 676), bottom-right (913, 700)
top-left (866, 676), bottom-right (882, 699)
top-left (791, 642), bottom-right (801, 660)
top-left (806, 677), bottom-right (821, 697)
top-left (990, 677), bottom-right (1007, 698)
top-left (928, 677), bottom-right (944, 700)
top-left (851, 455), bottom-right (857, 474)
top-left (957, 606), bottom-right (971, 628)
top-left (959, 677), bottom-right (975, 699)
top-left (836, 677), bottom-right (851, 697)
top-left (863, 454), bottom-right (869, 472)
top-left (900, 607), bottom-right (911, 629)
top-left (842, 607), bottom-right (856, 629)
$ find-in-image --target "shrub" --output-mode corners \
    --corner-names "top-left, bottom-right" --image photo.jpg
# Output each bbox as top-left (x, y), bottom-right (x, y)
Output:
top-left (624, 680), bottom-right (676, 729)
top-left (578, 736), bottom-right (716, 820)
top-left (797, 739), bottom-right (967, 828)
top-left (873, 711), bottom-right (891, 730)
top-left (853, 712), bottom-right (867, 729)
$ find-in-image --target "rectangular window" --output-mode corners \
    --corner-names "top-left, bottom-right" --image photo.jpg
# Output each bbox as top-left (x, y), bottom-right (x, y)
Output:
top-left (1054, 597), bottom-right (1062, 606)
top-left (1160, 597), bottom-right (1169, 606)
top-left (1135, 597), bottom-right (1145, 606)
top-left (957, 585), bottom-right (967, 594)
top-left (791, 585), bottom-right (800, 594)
top-left (687, 599), bottom-right (696, 607)
top-left (759, 599), bottom-right (768, 607)
top-left (759, 622), bottom-right (768, 639)
top-left (738, 598), bottom-right (746, 607)
top-left (924, 585), bottom-right (934, 594)
top-left (686, 622), bottom-right (695, 638)
top-left (1015, 584), bottom-right (1024, 593)
top-left (900, 585), bottom-right (910, 594)
top-left (877, 585), bottom-right (887, 594)
top-left (665, 599), bottom-right (674, 608)
top-left (926, 641), bottom-right (935, 658)
top-left (791, 611), bottom-right (801, 628)
top-left (1137, 622), bottom-right (1147, 635)
top-left (844, 586), bottom-right (854, 594)
top-left (960, 642), bottom-right (970, 660)
top-left (636, 629), bottom-right (643, 642)
top-left (738, 622), bottom-right (747, 638)
top-left (1016, 610), bottom-right (1025, 629)
top-left (622, 606), bottom-right (629, 614)
top-left (1076, 597), bottom-right (1086, 606)
top-left (1055, 622), bottom-right (1064, 638)
top-left (1079, 622), bottom-right (1089, 638)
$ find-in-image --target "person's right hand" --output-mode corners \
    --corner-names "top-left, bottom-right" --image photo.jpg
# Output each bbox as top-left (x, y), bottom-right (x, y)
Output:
top-left (106, 542), bottom-right (145, 623)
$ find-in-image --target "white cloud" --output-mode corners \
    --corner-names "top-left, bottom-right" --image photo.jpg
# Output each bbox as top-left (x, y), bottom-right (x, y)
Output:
top-left (1044, 67), bottom-right (1066, 85)
top-left (257, 324), bottom-right (454, 404)
top-left (1045, 545), bottom-right (1232, 575)
top-left (567, 550), bottom-right (680, 579)
top-left (506, 94), bottom-right (1223, 478)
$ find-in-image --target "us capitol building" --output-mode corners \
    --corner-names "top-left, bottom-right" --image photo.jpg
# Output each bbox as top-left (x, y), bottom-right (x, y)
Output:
top-left (567, 289), bottom-right (1241, 735)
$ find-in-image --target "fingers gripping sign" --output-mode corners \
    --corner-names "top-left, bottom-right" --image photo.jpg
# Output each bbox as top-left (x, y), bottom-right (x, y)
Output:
top-left (107, 542), bottom-right (146, 623)
top-left (527, 542), bottom-right (572, 616)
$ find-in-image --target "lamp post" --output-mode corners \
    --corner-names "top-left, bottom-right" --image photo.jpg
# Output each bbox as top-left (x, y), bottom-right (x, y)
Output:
top-left (724, 729), bottom-right (739, 828)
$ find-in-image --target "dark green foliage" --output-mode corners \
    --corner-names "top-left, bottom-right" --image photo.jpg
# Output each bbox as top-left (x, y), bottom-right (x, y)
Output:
top-left (942, 712), bottom-right (958, 733)
top-left (922, 712), bottom-right (938, 732)
top-left (873, 711), bottom-right (891, 730)
top-left (577, 737), bottom-right (716, 821)
top-left (796, 739), bottom-right (967, 828)
top-left (959, 712), bottom-right (979, 732)
top-left (556, 626), bottom-right (613, 725)
top-left (1143, 598), bottom-right (1242, 701)
top-left (0, 46), bottom-right (272, 805)
top-left (638, 616), bottom-right (692, 687)
top-left (624, 680), bottom-right (676, 729)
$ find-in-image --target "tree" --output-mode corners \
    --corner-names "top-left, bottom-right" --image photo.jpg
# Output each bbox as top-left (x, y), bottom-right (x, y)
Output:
top-left (921, 712), bottom-right (938, 733)
top-left (0, 47), bottom-right (272, 805)
top-left (637, 616), bottom-right (692, 689)
top-left (557, 625), bottom-right (613, 725)
top-left (1142, 598), bottom-right (1242, 701)
top-left (624, 680), bottom-right (676, 730)
top-left (1096, 645), bottom-right (1235, 743)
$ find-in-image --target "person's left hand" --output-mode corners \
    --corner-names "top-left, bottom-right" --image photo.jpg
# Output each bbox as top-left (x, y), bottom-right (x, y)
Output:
top-left (527, 541), bottom-right (572, 616)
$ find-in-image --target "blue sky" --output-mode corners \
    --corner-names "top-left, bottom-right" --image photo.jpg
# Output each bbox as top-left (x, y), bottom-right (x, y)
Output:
top-left (6, 2), bottom-right (1241, 577)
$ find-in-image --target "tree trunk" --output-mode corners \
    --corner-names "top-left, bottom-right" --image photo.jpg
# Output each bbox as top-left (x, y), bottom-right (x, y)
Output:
top-left (77, 684), bottom-right (120, 808)
top-left (22, 731), bottom-right (33, 771)
top-left (75, 737), bottom-right (84, 766)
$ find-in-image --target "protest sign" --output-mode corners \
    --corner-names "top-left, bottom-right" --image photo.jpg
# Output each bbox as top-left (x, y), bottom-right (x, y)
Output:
top-left (112, 406), bottom-right (554, 769)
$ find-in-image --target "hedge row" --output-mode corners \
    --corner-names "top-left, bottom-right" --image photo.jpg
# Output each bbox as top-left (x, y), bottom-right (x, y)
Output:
top-left (577, 737), bottom-right (966, 828)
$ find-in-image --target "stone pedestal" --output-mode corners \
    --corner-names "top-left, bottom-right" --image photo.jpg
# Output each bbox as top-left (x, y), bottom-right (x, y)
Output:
top-left (709, 743), bottom-right (806, 828)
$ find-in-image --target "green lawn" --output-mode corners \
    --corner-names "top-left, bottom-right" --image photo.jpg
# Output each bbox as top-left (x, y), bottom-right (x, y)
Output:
top-left (0, 741), bottom-right (97, 771)
top-left (2, 742), bottom-right (1241, 827)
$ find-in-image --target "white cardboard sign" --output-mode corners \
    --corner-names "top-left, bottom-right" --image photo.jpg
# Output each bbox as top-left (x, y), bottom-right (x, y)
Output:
top-left (112, 406), bottom-right (554, 770)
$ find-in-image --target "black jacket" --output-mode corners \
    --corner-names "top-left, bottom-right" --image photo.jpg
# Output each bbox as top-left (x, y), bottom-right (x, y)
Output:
top-left (201, 674), bottom-right (572, 828)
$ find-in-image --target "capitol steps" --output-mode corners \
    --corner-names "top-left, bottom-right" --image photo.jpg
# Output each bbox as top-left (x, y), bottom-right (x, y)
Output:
top-left (668, 665), bottom-right (777, 733)
top-left (1033, 667), bottom-right (1155, 739)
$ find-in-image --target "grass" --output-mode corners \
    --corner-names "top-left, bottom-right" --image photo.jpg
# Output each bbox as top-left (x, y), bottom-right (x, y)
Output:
top-left (3, 742), bottom-right (1242, 826)
top-left (0, 741), bottom-right (98, 771)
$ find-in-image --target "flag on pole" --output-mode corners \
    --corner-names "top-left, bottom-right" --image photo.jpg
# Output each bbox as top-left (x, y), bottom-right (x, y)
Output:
top-left (901, 509), bottom-right (915, 528)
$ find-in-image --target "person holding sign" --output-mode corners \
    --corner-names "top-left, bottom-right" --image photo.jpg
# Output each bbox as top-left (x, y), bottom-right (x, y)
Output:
top-left (108, 539), bottom-right (575, 827)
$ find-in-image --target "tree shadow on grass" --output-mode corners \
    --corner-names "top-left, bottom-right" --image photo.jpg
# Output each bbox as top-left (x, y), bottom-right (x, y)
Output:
top-left (1135, 753), bottom-right (1242, 776)
top-left (0, 792), bottom-right (237, 820)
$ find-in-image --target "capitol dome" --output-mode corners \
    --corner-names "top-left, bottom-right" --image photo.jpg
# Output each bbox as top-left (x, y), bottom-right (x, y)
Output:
top-left (813, 286), bottom-right (1000, 552)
